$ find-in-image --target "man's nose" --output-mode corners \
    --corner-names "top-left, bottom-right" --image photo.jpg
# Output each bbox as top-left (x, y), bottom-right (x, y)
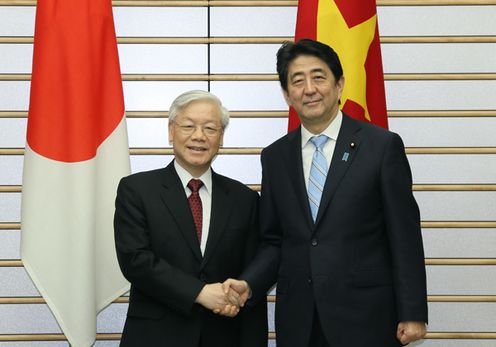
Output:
top-left (191, 126), bottom-right (206, 139)
top-left (304, 79), bottom-right (316, 94)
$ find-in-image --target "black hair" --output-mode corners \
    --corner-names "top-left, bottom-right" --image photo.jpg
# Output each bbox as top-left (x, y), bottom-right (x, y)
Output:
top-left (276, 39), bottom-right (343, 92)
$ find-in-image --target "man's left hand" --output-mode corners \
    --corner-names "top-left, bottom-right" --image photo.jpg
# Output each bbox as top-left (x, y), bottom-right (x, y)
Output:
top-left (396, 321), bottom-right (427, 345)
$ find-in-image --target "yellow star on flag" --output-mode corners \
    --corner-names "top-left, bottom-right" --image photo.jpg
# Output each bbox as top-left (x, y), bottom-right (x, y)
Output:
top-left (317, 0), bottom-right (377, 121)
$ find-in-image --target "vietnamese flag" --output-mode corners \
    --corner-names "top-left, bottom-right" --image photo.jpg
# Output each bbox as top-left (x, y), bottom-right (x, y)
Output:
top-left (21, 0), bottom-right (130, 346)
top-left (288, 0), bottom-right (388, 131)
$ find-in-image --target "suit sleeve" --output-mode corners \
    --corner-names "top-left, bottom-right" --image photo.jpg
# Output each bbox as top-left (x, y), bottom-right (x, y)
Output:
top-left (241, 149), bottom-right (281, 303)
top-left (114, 177), bottom-right (204, 316)
top-left (238, 192), bottom-right (268, 347)
top-left (381, 133), bottom-right (428, 323)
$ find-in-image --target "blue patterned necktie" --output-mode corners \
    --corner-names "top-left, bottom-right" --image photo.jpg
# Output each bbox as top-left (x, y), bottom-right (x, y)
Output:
top-left (308, 135), bottom-right (329, 222)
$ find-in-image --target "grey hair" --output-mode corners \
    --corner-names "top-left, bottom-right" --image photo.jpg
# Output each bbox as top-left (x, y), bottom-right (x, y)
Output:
top-left (168, 90), bottom-right (230, 129)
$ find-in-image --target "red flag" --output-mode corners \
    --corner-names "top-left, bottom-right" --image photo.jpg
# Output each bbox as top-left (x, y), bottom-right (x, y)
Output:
top-left (289, 0), bottom-right (388, 131)
top-left (21, 0), bottom-right (130, 345)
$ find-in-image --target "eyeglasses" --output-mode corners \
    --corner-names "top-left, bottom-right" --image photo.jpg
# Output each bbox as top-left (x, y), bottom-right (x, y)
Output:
top-left (174, 122), bottom-right (223, 137)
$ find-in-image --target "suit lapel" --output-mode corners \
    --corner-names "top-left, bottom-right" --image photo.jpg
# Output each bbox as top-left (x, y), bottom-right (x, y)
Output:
top-left (315, 114), bottom-right (362, 227)
top-left (159, 162), bottom-right (202, 262)
top-left (283, 128), bottom-right (314, 230)
top-left (201, 171), bottom-right (231, 269)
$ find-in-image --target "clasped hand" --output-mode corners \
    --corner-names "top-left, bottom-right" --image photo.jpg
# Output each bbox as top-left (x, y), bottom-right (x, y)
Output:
top-left (195, 279), bottom-right (250, 317)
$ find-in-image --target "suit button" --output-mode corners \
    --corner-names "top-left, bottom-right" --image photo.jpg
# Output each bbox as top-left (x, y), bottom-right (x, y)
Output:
top-left (308, 277), bottom-right (313, 284)
top-left (199, 274), bottom-right (207, 281)
top-left (311, 239), bottom-right (318, 246)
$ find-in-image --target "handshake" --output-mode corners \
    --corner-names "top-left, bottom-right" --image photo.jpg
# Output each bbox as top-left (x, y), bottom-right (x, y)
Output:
top-left (195, 278), bottom-right (250, 317)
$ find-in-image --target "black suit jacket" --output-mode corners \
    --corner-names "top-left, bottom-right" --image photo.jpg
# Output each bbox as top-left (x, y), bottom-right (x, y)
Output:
top-left (243, 114), bottom-right (427, 347)
top-left (114, 161), bottom-right (267, 347)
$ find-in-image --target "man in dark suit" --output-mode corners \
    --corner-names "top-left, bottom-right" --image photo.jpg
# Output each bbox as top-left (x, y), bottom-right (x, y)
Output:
top-left (114, 90), bottom-right (267, 347)
top-left (224, 39), bottom-right (428, 347)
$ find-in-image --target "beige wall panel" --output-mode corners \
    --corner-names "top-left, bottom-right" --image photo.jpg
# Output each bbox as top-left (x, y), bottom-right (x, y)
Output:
top-left (0, 7), bottom-right (35, 36)
top-left (389, 118), bottom-right (496, 147)
top-left (422, 229), bottom-right (496, 258)
top-left (0, 268), bottom-right (39, 296)
top-left (0, 44), bottom-right (33, 73)
top-left (0, 230), bottom-right (20, 259)
top-left (408, 154), bottom-right (496, 184)
top-left (0, 156), bottom-right (23, 185)
top-left (0, 119), bottom-right (26, 148)
top-left (210, 7), bottom-right (296, 37)
top-left (96, 303), bottom-right (128, 333)
top-left (382, 43), bottom-right (496, 74)
top-left (210, 44), bottom-right (280, 74)
top-left (0, 193), bottom-right (19, 222)
top-left (426, 266), bottom-right (496, 294)
top-left (211, 155), bottom-right (263, 184)
top-left (118, 44), bottom-right (208, 74)
top-left (113, 7), bottom-right (207, 37)
top-left (414, 191), bottom-right (496, 221)
top-left (211, 81), bottom-right (288, 110)
top-left (386, 80), bottom-right (496, 110)
top-left (127, 118), bottom-right (169, 148)
top-left (0, 81), bottom-right (30, 111)
top-left (123, 81), bottom-right (208, 111)
top-left (0, 304), bottom-right (61, 333)
top-left (377, 6), bottom-right (496, 36)
top-left (130, 155), bottom-right (174, 174)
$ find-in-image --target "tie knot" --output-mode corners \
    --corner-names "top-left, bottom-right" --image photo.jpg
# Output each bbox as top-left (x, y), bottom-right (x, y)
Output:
top-left (310, 135), bottom-right (329, 150)
top-left (187, 179), bottom-right (203, 193)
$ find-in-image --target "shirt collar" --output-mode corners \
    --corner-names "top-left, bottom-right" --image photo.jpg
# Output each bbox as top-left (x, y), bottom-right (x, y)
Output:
top-left (174, 160), bottom-right (213, 194)
top-left (301, 110), bottom-right (342, 148)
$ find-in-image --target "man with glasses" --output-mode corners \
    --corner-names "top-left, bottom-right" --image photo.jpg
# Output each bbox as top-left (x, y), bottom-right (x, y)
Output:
top-left (114, 90), bottom-right (267, 347)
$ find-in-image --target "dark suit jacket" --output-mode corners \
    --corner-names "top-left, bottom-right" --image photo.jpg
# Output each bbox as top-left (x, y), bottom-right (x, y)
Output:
top-left (242, 114), bottom-right (427, 347)
top-left (114, 161), bottom-right (267, 347)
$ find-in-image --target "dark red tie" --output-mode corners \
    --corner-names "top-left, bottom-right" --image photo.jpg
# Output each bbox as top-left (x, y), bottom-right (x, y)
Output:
top-left (187, 179), bottom-right (203, 242)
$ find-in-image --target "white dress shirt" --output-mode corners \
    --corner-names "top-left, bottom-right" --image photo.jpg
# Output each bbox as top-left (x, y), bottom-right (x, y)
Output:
top-left (301, 110), bottom-right (343, 191)
top-left (174, 161), bottom-right (212, 256)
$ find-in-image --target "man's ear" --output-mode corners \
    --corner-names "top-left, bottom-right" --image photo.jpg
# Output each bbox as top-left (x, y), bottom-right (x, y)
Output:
top-left (337, 76), bottom-right (345, 100)
top-left (219, 130), bottom-right (224, 147)
top-left (168, 122), bottom-right (174, 145)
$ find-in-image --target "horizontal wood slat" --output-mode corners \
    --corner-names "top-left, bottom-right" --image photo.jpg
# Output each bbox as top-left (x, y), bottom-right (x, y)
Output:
top-left (421, 221), bottom-right (496, 228)
top-left (1, 73), bottom-right (496, 81)
top-left (2, 0), bottom-right (496, 6)
top-left (2, 221), bottom-right (495, 230)
top-left (1, 332), bottom-right (496, 341)
top-left (3, 184), bottom-right (496, 193)
top-left (2, 147), bottom-right (496, 155)
top-left (2, 111), bottom-right (496, 118)
top-left (0, 223), bottom-right (19, 229)
top-left (3, 258), bottom-right (496, 267)
top-left (1, 295), bottom-right (495, 304)
top-left (1, 36), bottom-right (496, 44)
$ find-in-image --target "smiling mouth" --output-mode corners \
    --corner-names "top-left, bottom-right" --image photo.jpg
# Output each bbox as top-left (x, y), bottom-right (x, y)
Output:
top-left (187, 146), bottom-right (207, 152)
top-left (304, 99), bottom-right (321, 106)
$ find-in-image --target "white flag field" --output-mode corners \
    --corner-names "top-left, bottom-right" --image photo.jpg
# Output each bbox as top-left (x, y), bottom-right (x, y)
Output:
top-left (21, 0), bottom-right (130, 346)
